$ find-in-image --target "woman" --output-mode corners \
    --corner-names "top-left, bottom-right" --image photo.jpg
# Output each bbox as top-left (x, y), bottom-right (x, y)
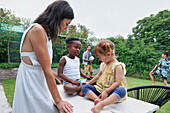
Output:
top-left (12, 0), bottom-right (74, 113)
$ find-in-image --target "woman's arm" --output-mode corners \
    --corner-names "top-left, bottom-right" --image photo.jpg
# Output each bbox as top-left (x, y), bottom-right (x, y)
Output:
top-left (51, 70), bottom-right (62, 84)
top-left (29, 25), bottom-right (73, 112)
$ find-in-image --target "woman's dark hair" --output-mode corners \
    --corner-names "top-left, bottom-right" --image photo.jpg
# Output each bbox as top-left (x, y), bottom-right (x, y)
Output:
top-left (66, 37), bottom-right (80, 45)
top-left (34, 0), bottom-right (74, 40)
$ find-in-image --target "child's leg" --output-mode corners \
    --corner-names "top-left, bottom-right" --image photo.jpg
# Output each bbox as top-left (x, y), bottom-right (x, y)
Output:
top-left (91, 86), bottom-right (126, 113)
top-left (78, 85), bottom-right (85, 97)
top-left (91, 94), bottom-right (119, 113)
top-left (163, 79), bottom-right (168, 86)
top-left (64, 83), bottom-right (81, 95)
top-left (81, 85), bottom-right (100, 100)
top-left (86, 91), bottom-right (100, 101)
top-left (149, 72), bottom-right (155, 85)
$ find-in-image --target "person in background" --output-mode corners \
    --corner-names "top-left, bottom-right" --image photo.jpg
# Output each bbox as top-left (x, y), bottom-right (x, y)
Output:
top-left (83, 45), bottom-right (93, 79)
top-left (81, 40), bottom-right (127, 113)
top-left (149, 51), bottom-right (170, 86)
top-left (58, 37), bottom-right (92, 96)
top-left (12, 1), bottom-right (74, 113)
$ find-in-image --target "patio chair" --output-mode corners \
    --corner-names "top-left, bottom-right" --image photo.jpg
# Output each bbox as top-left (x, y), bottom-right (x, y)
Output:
top-left (127, 85), bottom-right (170, 112)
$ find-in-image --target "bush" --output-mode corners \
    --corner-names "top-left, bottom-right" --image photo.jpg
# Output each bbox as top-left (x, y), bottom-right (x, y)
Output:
top-left (0, 63), bottom-right (59, 69)
top-left (51, 63), bottom-right (59, 68)
top-left (0, 63), bottom-right (20, 69)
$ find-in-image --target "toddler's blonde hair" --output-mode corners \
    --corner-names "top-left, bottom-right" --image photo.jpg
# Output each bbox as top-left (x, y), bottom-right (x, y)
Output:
top-left (94, 40), bottom-right (115, 57)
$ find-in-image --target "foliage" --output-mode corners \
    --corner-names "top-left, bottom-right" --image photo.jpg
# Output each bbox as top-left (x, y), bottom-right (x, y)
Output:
top-left (60, 24), bottom-right (90, 39)
top-left (51, 63), bottom-right (59, 68)
top-left (0, 62), bottom-right (100, 70)
top-left (0, 8), bottom-right (32, 62)
top-left (21, 18), bottom-right (32, 30)
top-left (0, 8), bottom-right (21, 25)
top-left (103, 9), bottom-right (170, 81)
top-left (0, 63), bottom-right (20, 69)
top-left (107, 33), bottom-right (170, 82)
top-left (132, 9), bottom-right (170, 51)
top-left (0, 62), bottom-right (58, 69)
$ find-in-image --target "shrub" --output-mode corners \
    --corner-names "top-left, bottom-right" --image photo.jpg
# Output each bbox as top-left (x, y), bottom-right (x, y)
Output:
top-left (0, 63), bottom-right (20, 69)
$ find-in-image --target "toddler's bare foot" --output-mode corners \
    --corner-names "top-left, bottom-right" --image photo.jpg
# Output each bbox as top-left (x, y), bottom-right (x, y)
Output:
top-left (152, 83), bottom-right (155, 85)
top-left (94, 99), bottom-right (102, 105)
top-left (78, 91), bottom-right (85, 97)
top-left (91, 103), bottom-right (103, 113)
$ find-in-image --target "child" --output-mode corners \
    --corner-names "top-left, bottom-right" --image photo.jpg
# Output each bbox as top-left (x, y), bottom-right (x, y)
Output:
top-left (149, 51), bottom-right (170, 86)
top-left (81, 40), bottom-right (127, 113)
top-left (58, 37), bottom-right (91, 96)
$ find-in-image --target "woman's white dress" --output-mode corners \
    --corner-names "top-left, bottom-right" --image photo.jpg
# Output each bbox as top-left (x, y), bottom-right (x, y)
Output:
top-left (12, 23), bottom-right (59, 113)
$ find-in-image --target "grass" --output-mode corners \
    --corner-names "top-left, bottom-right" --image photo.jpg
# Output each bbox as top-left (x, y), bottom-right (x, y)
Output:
top-left (1, 77), bottom-right (170, 113)
top-left (1, 78), bottom-right (16, 106)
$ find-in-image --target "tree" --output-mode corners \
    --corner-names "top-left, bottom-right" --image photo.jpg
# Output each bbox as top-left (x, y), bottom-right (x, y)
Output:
top-left (0, 8), bottom-right (32, 62)
top-left (132, 9), bottom-right (170, 51)
top-left (21, 18), bottom-right (32, 30)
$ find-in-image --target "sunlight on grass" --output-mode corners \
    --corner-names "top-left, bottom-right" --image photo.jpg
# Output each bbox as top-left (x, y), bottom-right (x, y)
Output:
top-left (126, 77), bottom-right (165, 88)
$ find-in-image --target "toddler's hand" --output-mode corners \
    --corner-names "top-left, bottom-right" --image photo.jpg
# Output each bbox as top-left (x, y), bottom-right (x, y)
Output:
top-left (82, 82), bottom-right (89, 85)
top-left (99, 91), bottom-right (108, 100)
top-left (72, 80), bottom-right (80, 86)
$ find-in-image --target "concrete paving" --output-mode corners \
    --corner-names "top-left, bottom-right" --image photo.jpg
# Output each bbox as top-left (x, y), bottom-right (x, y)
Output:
top-left (0, 82), bottom-right (12, 113)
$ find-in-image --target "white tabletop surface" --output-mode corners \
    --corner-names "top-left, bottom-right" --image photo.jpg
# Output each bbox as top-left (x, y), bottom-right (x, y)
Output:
top-left (57, 85), bottom-right (159, 113)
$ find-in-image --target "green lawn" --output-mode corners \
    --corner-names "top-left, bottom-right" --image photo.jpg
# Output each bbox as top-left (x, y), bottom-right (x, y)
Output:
top-left (1, 77), bottom-right (170, 113)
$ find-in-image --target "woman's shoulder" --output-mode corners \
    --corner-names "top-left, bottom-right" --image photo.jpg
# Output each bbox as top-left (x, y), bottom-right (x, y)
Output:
top-left (30, 24), bottom-right (45, 33)
top-left (27, 24), bottom-right (46, 40)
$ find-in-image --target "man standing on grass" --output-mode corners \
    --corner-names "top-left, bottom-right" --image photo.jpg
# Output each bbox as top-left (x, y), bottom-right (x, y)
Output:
top-left (83, 45), bottom-right (93, 79)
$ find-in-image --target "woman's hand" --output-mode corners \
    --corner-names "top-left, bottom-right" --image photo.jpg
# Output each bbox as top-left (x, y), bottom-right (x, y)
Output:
top-left (56, 100), bottom-right (73, 113)
top-left (99, 91), bottom-right (108, 100)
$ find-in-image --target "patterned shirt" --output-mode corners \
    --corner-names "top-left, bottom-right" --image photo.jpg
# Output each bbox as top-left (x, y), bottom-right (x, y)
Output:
top-left (156, 57), bottom-right (170, 78)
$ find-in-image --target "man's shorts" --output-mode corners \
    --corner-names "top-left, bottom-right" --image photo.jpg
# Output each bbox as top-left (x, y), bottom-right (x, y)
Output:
top-left (152, 71), bottom-right (167, 80)
top-left (84, 64), bottom-right (93, 73)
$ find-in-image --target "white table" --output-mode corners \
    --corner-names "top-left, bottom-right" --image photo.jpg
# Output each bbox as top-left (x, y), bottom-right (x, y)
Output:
top-left (57, 85), bottom-right (159, 113)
